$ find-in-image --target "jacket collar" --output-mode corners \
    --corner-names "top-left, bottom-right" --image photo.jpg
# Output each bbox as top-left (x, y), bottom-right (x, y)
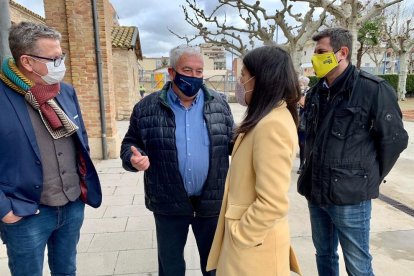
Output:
top-left (317, 64), bottom-right (355, 97)
top-left (232, 102), bottom-right (287, 155)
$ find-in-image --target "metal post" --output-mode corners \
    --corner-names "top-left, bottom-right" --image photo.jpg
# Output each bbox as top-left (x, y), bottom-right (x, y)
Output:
top-left (91, 0), bottom-right (108, 159)
top-left (0, 0), bottom-right (12, 64)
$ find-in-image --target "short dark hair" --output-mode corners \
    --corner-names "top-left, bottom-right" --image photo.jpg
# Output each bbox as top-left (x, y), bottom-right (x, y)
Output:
top-left (235, 46), bottom-right (300, 137)
top-left (312, 28), bottom-right (352, 61)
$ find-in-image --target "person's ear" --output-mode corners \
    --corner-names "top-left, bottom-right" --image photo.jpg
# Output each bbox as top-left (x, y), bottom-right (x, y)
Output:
top-left (338, 47), bottom-right (349, 62)
top-left (167, 67), bottom-right (175, 81)
top-left (19, 55), bottom-right (34, 72)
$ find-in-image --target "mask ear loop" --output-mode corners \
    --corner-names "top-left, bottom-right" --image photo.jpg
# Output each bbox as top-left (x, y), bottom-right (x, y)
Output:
top-left (27, 56), bottom-right (45, 78)
top-left (333, 48), bottom-right (343, 64)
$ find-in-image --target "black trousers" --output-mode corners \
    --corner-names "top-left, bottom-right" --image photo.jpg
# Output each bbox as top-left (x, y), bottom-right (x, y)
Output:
top-left (153, 212), bottom-right (218, 276)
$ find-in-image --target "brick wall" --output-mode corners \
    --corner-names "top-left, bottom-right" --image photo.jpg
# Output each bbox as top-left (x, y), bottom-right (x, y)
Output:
top-left (43, 0), bottom-right (120, 158)
top-left (113, 48), bottom-right (140, 120)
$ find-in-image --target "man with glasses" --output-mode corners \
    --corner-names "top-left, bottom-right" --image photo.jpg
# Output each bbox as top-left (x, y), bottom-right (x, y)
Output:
top-left (298, 27), bottom-right (408, 275)
top-left (0, 21), bottom-right (102, 275)
top-left (121, 45), bottom-right (234, 276)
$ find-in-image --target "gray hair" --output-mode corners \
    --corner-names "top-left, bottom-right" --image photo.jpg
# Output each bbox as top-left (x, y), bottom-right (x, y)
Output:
top-left (169, 44), bottom-right (203, 69)
top-left (9, 21), bottom-right (61, 62)
top-left (298, 75), bottom-right (310, 86)
top-left (312, 28), bottom-right (352, 62)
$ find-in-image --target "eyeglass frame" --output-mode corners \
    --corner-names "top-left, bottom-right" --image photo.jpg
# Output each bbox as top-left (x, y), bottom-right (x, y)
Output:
top-left (25, 53), bottom-right (66, 67)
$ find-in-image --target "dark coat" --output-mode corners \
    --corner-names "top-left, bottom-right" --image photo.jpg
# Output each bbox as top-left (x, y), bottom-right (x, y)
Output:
top-left (298, 65), bottom-right (408, 205)
top-left (0, 81), bottom-right (102, 219)
top-left (121, 82), bottom-right (234, 217)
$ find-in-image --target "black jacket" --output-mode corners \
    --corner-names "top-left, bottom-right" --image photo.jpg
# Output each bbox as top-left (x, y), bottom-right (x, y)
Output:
top-left (121, 82), bottom-right (234, 216)
top-left (298, 65), bottom-right (408, 205)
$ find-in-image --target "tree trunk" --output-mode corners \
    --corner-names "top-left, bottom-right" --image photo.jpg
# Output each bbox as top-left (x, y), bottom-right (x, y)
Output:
top-left (356, 41), bottom-right (364, 69)
top-left (289, 44), bottom-right (302, 74)
top-left (374, 57), bottom-right (381, 75)
top-left (397, 51), bottom-right (408, 100)
top-left (0, 0), bottom-right (12, 64)
top-left (349, 22), bottom-right (359, 65)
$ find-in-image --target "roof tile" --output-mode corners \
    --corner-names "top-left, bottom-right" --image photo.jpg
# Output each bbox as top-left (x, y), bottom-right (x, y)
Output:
top-left (111, 26), bottom-right (136, 49)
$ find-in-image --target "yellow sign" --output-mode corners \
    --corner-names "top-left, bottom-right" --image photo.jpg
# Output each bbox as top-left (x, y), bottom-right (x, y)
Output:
top-left (154, 73), bottom-right (165, 89)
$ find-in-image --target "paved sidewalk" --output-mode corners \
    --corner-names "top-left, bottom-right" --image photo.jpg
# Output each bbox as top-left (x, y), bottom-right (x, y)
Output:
top-left (1, 103), bottom-right (413, 275)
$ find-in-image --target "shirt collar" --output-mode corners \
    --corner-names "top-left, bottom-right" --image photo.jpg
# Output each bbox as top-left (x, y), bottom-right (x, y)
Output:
top-left (320, 63), bottom-right (353, 89)
top-left (322, 79), bottom-right (329, 88)
top-left (167, 87), bottom-right (202, 107)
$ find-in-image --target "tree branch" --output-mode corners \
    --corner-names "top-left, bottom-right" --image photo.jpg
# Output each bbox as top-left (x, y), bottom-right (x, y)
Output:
top-left (361, 0), bottom-right (403, 24)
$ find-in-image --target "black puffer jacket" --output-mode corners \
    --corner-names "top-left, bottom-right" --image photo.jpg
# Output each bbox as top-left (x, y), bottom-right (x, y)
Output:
top-left (121, 82), bottom-right (234, 216)
top-left (298, 65), bottom-right (408, 205)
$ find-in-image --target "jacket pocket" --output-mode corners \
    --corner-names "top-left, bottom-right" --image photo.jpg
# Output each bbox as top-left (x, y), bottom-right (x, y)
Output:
top-left (331, 107), bottom-right (361, 139)
top-left (224, 204), bottom-right (249, 220)
top-left (330, 167), bottom-right (368, 204)
top-left (224, 204), bottom-right (253, 249)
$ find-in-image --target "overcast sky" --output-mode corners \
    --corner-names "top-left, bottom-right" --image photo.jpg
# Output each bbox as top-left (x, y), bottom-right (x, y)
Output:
top-left (12, 0), bottom-right (295, 64)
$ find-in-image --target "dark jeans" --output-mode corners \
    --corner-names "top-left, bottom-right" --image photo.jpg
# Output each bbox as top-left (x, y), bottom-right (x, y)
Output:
top-left (0, 199), bottom-right (85, 276)
top-left (308, 200), bottom-right (374, 276)
top-left (154, 212), bottom-right (217, 276)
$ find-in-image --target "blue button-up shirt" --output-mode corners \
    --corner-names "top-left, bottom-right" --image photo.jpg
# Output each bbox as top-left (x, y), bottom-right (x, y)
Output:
top-left (167, 88), bottom-right (210, 196)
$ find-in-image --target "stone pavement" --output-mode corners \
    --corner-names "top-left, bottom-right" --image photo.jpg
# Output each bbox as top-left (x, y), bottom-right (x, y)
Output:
top-left (1, 103), bottom-right (413, 275)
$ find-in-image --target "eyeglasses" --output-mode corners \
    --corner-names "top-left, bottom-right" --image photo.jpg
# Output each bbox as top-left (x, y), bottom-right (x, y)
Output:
top-left (26, 53), bottom-right (66, 67)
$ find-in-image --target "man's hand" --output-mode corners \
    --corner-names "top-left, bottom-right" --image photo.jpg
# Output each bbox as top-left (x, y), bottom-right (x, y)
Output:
top-left (2, 211), bottom-right (22, 224)
top-left (130, 146), bottom-right (150, 171)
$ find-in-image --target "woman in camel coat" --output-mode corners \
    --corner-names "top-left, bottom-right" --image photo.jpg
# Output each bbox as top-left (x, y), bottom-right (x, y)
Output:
top-left (206, 46), bottom-right (302, 276)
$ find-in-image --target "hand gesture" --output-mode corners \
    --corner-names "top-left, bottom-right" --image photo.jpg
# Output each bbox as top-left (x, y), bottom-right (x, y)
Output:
top-left (130, 146), bottom-right (150, 171)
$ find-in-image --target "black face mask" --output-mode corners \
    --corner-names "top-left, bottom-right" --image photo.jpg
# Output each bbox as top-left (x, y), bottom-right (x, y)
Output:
top-left (173, 71), bottom-right (203, 97)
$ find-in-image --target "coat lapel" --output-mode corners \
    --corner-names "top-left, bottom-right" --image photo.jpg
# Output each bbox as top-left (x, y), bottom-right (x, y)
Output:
top-left (55, 92), bottom-right (71, 116)
top-left (231, 133), bottom-right (245, 155)
top-left (55, 93), bottom-right (82, 141)
top-left (3, 87), bottom-right (41, 160)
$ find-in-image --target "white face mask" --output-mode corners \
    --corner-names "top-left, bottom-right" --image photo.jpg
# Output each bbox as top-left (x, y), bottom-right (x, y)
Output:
top-left (32, 58), bottom-right (66, 85)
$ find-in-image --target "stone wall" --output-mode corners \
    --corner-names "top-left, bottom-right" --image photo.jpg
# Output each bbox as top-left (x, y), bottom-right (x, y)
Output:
top-left (113, 48), bottom-right (140, 120)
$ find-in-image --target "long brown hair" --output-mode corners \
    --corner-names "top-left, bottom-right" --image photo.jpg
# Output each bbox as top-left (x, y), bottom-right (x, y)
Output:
top-left (234, 46), bottom-right (301, 137)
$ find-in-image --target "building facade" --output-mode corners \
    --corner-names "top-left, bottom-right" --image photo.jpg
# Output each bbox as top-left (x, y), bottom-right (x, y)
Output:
top-left (200, 43), bottom-right (226, 70)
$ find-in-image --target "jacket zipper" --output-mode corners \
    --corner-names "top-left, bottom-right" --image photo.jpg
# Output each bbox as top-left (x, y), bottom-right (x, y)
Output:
top-left (159, 98), bottom-right (190, 207)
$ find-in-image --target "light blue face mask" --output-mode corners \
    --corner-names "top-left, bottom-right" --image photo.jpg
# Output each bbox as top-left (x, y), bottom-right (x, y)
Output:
top-left (173, 71), bottom-right (203, 97)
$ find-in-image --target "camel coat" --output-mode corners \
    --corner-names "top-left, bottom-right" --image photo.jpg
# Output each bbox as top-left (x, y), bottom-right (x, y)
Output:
top-left (206, 103), bottom-right (302, 276)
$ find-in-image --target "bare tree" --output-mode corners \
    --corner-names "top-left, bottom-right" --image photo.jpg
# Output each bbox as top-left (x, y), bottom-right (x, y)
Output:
top-left (383, 3), bottom-right (414, 100)
top-left (0, 0), bottom-right (12, 64)
top-left (293, 0), bottom-right (403, 64)
top-left (366, 43), bottom-right (386, 74)
top-left (170, 0), bottom-right (327, 71)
